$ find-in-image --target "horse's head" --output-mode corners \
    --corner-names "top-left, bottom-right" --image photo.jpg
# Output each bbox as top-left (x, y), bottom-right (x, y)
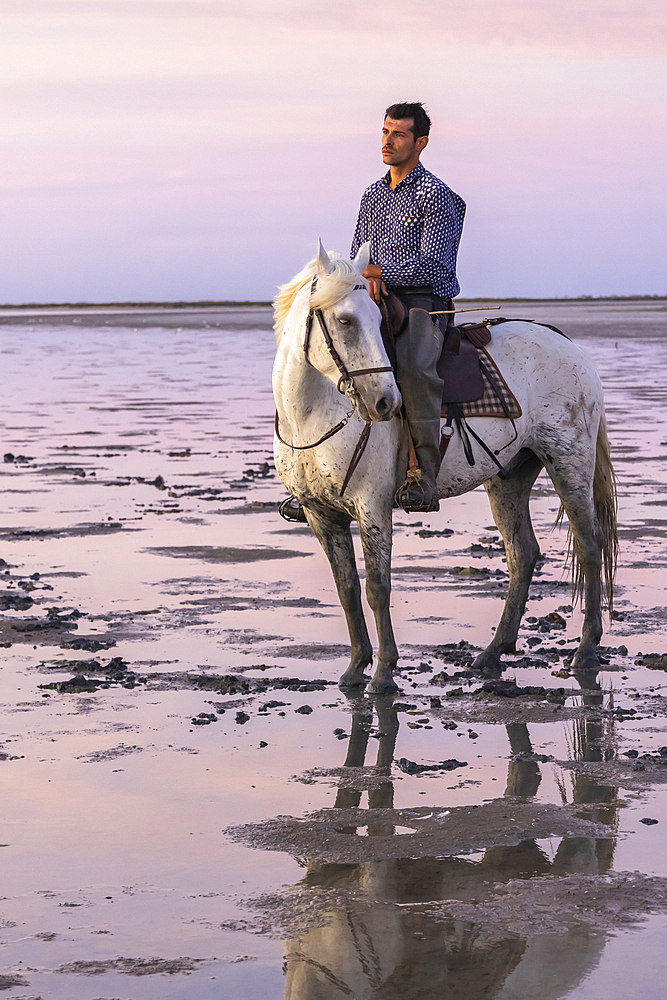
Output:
top-left (275, 241), bottom-right (401, 423)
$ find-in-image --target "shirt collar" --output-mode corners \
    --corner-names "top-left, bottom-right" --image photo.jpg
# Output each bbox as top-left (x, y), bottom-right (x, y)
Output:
top-left (382, 161), bottom-right (425, 190)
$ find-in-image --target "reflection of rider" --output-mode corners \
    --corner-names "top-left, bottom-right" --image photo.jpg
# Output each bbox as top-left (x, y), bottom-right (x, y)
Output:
top-left (351, 102), bottom-right (466, 512)
top-left (283, 678), bottom-right (618, 999)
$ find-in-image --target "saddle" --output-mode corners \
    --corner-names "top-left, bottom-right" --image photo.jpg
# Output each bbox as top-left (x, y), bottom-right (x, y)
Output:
top-left (379, 293), bottom-right (493, 410)
top-left (437, 322), bottom-right (490, 407)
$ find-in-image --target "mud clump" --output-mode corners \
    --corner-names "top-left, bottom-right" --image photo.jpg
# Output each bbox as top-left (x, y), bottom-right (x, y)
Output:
top-left (397, 757), bottom-right (468, 775)
top-left (476, 679), bottom-right (566, 703)
top-left (40, 674), bottom-right (100, 693)
top-left (0, 591), bottom-right (34, 611)
top-left (54, 956), bottom-right (204, 976)
top-left (191, 713), bottom-right (219, 726)
top-left (639, 654), bottom-right (667, 670)
top-left (61, 636), bottom-right (116, 651)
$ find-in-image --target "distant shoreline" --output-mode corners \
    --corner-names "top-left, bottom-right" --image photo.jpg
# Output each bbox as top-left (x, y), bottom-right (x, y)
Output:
top-left (0, 295), bottom-right (665, 310)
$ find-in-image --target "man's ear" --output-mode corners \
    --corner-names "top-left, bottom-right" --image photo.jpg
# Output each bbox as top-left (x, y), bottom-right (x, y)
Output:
top-left (316, 237), bottom-right (334, 275)
top-left (352, 241), bottom-right (371, 274)
top-left (416, 134), bottom-right (429, 154)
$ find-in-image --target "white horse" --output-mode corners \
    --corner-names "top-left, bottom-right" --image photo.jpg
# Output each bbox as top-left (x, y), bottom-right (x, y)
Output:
top-left (273, 241), bottom-right (617, 694)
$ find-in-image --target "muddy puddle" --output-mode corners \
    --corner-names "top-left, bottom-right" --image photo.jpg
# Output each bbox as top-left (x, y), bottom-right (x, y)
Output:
top-left (1, 299), bottom-right (667, 998)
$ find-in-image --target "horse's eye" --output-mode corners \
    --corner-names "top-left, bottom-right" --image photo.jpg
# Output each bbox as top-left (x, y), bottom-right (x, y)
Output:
top-left (337, 316), bottom-right (352, 327)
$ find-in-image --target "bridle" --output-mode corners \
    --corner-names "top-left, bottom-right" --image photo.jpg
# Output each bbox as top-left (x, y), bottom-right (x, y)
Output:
top-left (274, 276), bottom-right (394, 497)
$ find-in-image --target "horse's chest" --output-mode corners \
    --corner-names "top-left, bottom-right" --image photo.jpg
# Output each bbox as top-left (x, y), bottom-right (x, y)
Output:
top-left (274, 445), bottom-right (343, 504)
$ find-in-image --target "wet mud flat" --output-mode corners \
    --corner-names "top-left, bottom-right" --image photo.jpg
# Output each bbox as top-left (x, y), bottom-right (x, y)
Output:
top-left (1, 300), bottom-right (667, 998)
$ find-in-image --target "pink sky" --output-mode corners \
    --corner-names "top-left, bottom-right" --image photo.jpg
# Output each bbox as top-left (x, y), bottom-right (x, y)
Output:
top-left (1, 0), bottom-right (665, 301)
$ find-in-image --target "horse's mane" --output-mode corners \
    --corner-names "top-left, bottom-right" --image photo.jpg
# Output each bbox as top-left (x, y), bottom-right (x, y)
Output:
top-left (273, 254), bottom-right (367, 342)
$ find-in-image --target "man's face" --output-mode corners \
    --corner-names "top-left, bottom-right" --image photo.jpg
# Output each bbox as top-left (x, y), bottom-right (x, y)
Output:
top-left (381, 117), bottom-right (427, 165)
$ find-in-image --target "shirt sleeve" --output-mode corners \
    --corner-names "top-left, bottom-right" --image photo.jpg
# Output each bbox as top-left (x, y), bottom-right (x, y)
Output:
top-left (379, 185), bottom-right (465, 288)
top-left (350, 190), bottom-right (370, 259)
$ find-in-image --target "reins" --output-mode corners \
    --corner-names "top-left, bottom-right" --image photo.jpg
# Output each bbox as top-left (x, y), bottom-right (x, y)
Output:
top-left (275, 277), bottom-right (393, 497)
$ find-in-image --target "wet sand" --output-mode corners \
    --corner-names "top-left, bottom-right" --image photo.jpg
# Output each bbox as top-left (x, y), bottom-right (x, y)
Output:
top-left (1, 299), bottom-right (667, 998)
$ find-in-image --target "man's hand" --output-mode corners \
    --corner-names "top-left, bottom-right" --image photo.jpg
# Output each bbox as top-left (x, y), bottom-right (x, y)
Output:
top-left (362, 264), bottom-right (388, 305)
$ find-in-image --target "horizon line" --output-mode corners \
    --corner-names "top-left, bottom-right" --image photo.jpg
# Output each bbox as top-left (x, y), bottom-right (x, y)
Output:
top-left (0, 294), bottom-right (665, 311)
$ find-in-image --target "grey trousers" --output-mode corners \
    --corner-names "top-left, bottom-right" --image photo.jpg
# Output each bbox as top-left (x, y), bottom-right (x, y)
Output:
top-left (392, 288), bottom-right (452, 472)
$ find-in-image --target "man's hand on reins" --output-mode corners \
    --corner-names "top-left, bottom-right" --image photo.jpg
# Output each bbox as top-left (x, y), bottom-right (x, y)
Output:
top-left (362, 264), bottom-right (388, 305)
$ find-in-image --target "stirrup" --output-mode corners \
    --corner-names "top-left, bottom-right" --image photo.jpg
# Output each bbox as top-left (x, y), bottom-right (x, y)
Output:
top-left (279, 495), bottom-right (308, 523)
top-left (395, 470), bottom-right (440, 513)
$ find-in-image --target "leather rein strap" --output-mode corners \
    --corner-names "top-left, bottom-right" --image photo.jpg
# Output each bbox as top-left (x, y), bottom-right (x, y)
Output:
top-left (275, 281), bottom-right (393, 497)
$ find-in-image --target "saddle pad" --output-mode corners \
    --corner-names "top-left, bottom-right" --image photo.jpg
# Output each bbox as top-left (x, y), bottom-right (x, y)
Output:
top-left (454, 349), bottom-right (522, 419)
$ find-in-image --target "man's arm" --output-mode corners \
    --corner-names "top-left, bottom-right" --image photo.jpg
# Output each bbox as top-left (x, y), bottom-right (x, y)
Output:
top-left (361, 264), bottom-right (387, 305)
top-left (351, 189), bottom-right (387, 304)
top-left (379, 186), bottom-right (465, 290)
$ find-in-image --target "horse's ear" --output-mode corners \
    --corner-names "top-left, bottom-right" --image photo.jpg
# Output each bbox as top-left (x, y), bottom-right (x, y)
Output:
top-left (352, 241), bottom-right (371, 274)
top-left (316, 238), bottom-right (334, 275)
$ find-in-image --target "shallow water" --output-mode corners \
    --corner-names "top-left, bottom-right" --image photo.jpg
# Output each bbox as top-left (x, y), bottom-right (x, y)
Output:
top-left (0, 300), bottom-right (667, 998)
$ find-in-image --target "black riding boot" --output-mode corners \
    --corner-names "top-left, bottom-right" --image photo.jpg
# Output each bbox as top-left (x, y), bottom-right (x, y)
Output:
top-left (394, 307), bottom-right (445, 513)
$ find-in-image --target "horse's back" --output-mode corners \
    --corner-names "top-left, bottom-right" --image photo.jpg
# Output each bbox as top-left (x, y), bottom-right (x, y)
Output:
top-left (484, 321), bottom-right (604, 419)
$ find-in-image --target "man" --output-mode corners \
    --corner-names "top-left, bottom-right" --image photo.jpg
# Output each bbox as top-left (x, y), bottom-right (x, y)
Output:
top-left (351, 102), bottom-right (466, 512)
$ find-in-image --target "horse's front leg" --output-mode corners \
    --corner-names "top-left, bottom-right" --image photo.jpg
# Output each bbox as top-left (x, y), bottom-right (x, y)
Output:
top-left (358, 510), bottom-right (399, 694)
top-left (305, 508), bottom-right (373, 688)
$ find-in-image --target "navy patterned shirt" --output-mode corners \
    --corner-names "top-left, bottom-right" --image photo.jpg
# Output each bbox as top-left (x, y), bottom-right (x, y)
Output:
top-left (350, 161), bottom-right (466, 298)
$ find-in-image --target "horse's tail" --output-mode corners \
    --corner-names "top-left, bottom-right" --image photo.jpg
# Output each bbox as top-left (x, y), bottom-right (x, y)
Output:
top-left (557, 413), bottom-right (618, 613)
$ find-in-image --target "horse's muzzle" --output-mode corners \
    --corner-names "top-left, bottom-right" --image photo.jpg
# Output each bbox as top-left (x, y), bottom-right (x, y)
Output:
top-left (360, 386), bottom-right (402, 423)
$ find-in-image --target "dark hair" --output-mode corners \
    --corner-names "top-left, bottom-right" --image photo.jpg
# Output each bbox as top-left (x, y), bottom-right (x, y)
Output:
top-left (384, 102), bottom-right (431, 138)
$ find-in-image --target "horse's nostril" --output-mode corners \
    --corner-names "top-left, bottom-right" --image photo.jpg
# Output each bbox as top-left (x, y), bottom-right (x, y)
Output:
top-left (376, 396), bottom-right (390, 415)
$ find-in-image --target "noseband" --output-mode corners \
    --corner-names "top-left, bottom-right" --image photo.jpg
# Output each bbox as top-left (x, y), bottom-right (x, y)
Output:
top-left (275, 276), bottom-right (394, 497)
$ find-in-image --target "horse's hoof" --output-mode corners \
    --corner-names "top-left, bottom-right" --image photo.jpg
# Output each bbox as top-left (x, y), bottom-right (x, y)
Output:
top-left (367, 677), bottom-right (399, 695)
top-left (472, 650), bottom-right (504, 675)
top-left (339, 673), bottom-right (370, 690)
top-left (571, 650), bottom-right (600, 672)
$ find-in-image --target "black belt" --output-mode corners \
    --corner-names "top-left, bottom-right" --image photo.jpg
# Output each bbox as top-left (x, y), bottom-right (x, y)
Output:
top-left (388, 284), bottom-right (433, 296)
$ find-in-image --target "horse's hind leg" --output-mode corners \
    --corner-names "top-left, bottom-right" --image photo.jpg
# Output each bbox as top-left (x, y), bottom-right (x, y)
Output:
top-left (474, 451), bottom-right (544, 674)
top-left (305, 509), bottom-right (373, 687)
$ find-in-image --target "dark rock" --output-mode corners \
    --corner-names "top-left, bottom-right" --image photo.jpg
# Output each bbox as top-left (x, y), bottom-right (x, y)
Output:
top-left (640, 818), bottom-right (659, 825)
top-left (235, 711), bottom-right (250, 725)
top-left (295, 705), bottom-right (313, 715)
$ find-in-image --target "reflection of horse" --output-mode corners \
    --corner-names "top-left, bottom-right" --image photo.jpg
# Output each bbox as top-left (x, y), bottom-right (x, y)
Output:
top-left (273, 243), bottom-right (617, 693)
top-left (283, 681), bottom-right (618, 1000)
